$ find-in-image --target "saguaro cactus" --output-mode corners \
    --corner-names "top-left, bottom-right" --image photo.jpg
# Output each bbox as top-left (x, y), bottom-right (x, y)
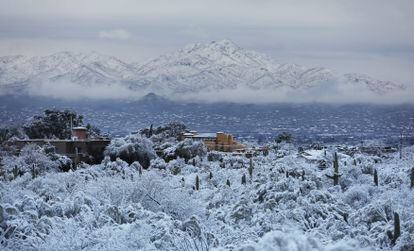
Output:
top-left (138, 166), bottom-right (142, 176)
top-left (148, 124), bottom-right (153, 137)
top-left (241, 174), bottom-right (246, 185)
top-left (326, 152), bottom-right (341, 186)
top-left (387, 212), bottom-right (401, 246)
top-left (12, 165), bottom-right (19, 179)
top-left (374, 169), bottom-right (379, 186)
top-left (195, 175), bottom-right (200, 190)
top-left (31, 164), bottom-right (37, 179)
top-left (248, 158), bottom-right (254, 178)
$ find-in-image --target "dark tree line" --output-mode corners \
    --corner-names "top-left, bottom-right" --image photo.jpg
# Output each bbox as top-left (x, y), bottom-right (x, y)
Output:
top-left (1, 109), bottom-right (101, 143)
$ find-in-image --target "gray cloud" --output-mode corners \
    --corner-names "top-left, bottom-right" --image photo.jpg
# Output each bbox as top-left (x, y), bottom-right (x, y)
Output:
top-left (99, 29), bottom-right (131, 40)
top-left (21, 78), bottom-right (414, 104)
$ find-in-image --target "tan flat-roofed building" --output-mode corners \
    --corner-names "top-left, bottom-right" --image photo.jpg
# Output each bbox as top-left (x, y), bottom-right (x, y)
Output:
top-left (182, 131), bottom-right (245, 152)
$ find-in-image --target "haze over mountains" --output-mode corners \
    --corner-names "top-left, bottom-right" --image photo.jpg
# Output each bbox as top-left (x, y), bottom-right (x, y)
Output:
top-left (0, 40), bottom-right (409, 103)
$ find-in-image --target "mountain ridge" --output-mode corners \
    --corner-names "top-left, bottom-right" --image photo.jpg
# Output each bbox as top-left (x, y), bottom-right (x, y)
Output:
top-left (0, 39), bottom-right (406, 101)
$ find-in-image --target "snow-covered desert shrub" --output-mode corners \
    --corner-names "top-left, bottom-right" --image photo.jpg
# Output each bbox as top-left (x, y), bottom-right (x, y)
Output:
top-left (105, 134), bottom-right (156, 168)
top-left (2, 143), bottom-right (414, 251)
top-left (166, 158), bottom-right (187, 175)
top-left (207, 151), bottom-right (223, 162)
top-left (150, 158), bottom-right (167, 170)
top-left (1, 144), bottom-right (71, 180)
top-left (343, 185), bottom-right (370, 209)
top-left (234, 230), bottom-right (365, 251)
top-left (175, 139), bottom-right (207, 162)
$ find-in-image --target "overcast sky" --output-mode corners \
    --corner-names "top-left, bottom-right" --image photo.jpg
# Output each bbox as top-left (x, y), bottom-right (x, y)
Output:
top-left (1, 0), bottom-right (413, 86)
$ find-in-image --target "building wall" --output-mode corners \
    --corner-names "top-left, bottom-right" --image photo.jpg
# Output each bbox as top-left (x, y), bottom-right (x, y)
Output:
top-left (14, 139), bottom-right (110, 164)
top-left (72, 129), bottom-right (87, 140)
top-left (181, 131), bottom-right (246, 152)
top-left (199, 132), bottom-right (245, 152)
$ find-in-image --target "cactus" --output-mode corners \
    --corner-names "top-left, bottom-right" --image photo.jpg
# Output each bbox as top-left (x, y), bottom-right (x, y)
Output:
top-left (148, 124), bottom-right (153, 137)
top-left (374, 169), bottom-right (378, 186)
top-left (31, 164), bottom-right (37, 179)
top-left (326, 152), bottom-right (341, 186)
top-left (12, 165), bottom-right (19, 179)
top-left (0, 205), bottom-right (3, 224)
top-left (226, 179), bottom-right (231, 187)
top-left (387, 212), bottom-right (401, 246)
top-left (248, 158), bottom-right (254, 178)
top-left (241, 174), bottom-right (246, 185)
top-left (195, 175), bottom-right (200, 191)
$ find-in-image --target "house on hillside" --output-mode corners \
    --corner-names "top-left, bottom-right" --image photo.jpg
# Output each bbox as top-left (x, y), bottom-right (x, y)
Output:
top-left (181, 131), bottom-right (246, 152)
top-left (12, 127), bottom-right (110, 165)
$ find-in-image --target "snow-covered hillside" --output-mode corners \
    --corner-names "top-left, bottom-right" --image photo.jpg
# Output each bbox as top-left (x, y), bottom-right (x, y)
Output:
top-left (1, 135), bottom-right (414, 250)
top-left (0, 40), bottom-right (405, 99)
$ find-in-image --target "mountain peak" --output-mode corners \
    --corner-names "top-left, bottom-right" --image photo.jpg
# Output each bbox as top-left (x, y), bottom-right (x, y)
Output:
top-left (210, 39), bottom-right (239, 50)
top-left (205, 39), bottom-right (240, 55)
top-left (48, 51), bottom-right (79, 59)
top-left (182, 39), bottom-right (240, 55)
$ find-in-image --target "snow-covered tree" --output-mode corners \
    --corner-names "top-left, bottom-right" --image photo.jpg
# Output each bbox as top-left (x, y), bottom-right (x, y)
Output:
top-left (174, 139), bottom-right (207, 162)
top-left (105, 134), bottom-right (156, 168)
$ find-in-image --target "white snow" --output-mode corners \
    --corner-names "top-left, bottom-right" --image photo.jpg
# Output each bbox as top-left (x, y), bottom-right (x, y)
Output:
top-left (1, 141), bottom-right (414, 250)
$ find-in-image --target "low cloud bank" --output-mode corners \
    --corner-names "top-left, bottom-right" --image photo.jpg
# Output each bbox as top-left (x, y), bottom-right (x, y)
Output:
top-left (19, 78), bottom-right (414, 104)
top-left (26, 80), bottom-right (145, 100)
top-left (170, 81), bottom-right (414, 104)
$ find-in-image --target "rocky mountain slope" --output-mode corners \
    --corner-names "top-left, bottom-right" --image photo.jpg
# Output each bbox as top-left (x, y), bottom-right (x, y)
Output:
top-left (0, 40), bottom-right (406, 98)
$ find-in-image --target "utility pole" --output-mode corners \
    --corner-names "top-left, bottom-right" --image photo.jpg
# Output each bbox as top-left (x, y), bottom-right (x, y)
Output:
top-left (399, 129), bottom-right (403, 159)
top-left (70, 115), bottom-right (73, 140)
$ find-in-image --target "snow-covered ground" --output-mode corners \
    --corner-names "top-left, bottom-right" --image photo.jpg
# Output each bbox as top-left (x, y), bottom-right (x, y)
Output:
top-left (1, 142), bottom-right (414, 250)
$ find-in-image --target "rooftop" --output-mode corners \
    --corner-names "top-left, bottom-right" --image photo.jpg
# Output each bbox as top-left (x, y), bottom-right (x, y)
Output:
top-left (194, 133), bottom-right (216, 138)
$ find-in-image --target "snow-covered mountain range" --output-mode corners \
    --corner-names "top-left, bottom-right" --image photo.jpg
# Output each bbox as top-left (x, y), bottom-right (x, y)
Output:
top-left (0, 39), bottom-right (406, 100)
